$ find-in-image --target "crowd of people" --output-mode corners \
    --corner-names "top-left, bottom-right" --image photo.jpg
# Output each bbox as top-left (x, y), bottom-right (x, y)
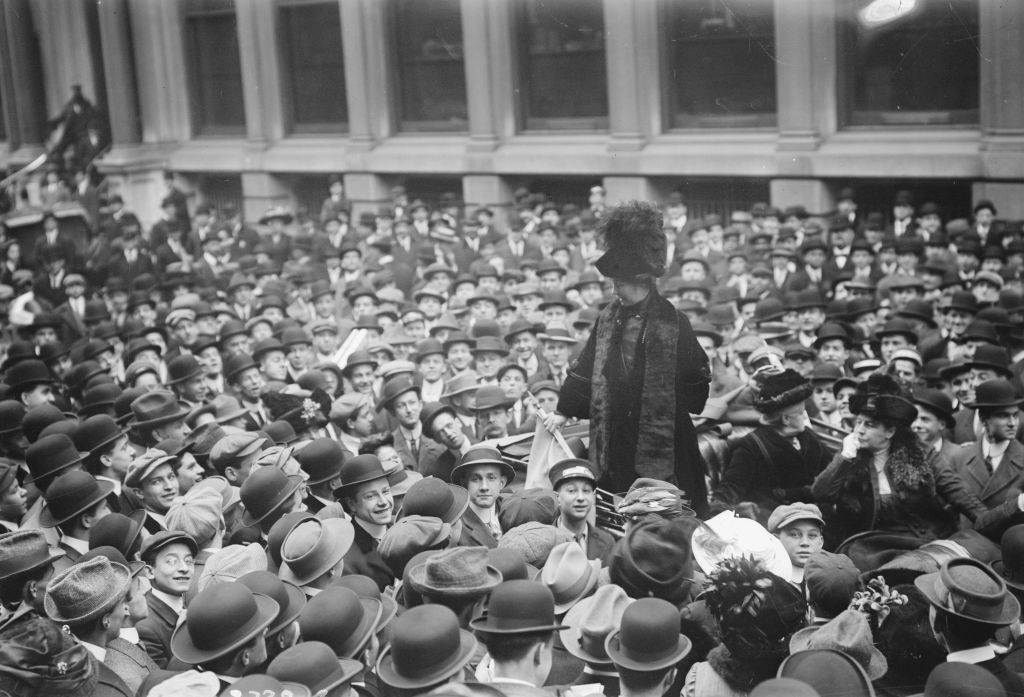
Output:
top-left (0, 174), bottom-right (1023, 697)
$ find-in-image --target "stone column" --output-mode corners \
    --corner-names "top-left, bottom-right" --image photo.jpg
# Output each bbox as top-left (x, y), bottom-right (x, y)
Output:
top-left (463, 175), bottom-right (514, 230)
top-left (344, 173), bottom-right (392, 224)
top-left (0, 0), bottom-right (48, 151)
top-left (603, 177), bottom-right (659, 206)
top-left (338, 0), bottom-right (393, 150)
top-left (604, 0), bottom-right (659, 151)
top-left (236, 0), bottom-right (285, 144)
top-left (96, 0), bottom-right (141, 145)
top-left (462, 0), bottom-right (517, 153)
top-left (129, 0), bottom-right (190, 143)
top-left (242, 173), bottom-right (294, 226)
top-left (770, 179), bottom-right (833, 213)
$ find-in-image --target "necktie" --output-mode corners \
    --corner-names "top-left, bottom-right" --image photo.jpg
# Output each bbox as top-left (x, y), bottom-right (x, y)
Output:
top-left (985, 455), bottom-right (994, 476)
top-left (410, 438), bottom-right (418, 458)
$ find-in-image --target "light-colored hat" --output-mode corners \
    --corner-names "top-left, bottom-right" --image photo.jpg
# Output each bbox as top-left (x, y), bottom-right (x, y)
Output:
top-left (560, 583), bottom-right (634, 665)
top-left (329, 392), bottom-right (372, 423)
top-left (124, 448), bottom-right (177, 488)
top-left (767, 503), bottom-right (825, 534)
top-left (44, 556), bottom-right (131, 624)
top-left (164, 484), bottom-right (224, 545)
top-left (789, 609), bottom-right (888, 679)
top-left (197, 543), bottom-right (268, 593)
top-left (541, 541), bottom-right (602, 614)
top-left (279, 518), bottom-right (356, 588)
top-left (691, 510), bottom-right (791, 578)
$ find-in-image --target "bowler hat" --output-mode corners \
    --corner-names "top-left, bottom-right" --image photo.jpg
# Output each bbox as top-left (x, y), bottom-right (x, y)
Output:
top-left (252, 338), bottom-right (286, 362)
top-left (970, 380), bottom-right (1024, 410)
top-left (401, 477), bottom-right (469, 524)
top-left (25, 434), bottom-right (87, 486)
top-left (267, 641), bottom-right (363, 696)
top-left (6, 359), bottom-right (54, 396)
top-left (542, 542), bottom-right (601, 614)
top-left (139, 530), bottom-right (198, 564)
top-left (408, 546), bottom-right (502, 598)
top-left (605, 598), bottom-right (691, 671)
top-left (992, 524), bottom-right (1024, 594)
top-left (560, 584), bottom-right (634, 665)
top-left (0, 400), bottom-right (26, 436)
top-left (279, 518), bottom-right (355, 587)
top-left (471, 579), bottom-right (567, 635)
top-left (504, 319), bottom-right (542, 343)
top-left (335, 454), bottom-right (390, 495)
top-left (88, 510), bottom-right (146, 559)
top-left (43, 556), bottom-right (131, 625)
top-left (375, 604), bottom-right (477, 690)
top-left (944, 290), bottom-right (978, 315)
top-left (915, 557), bottom-right (1020, 625)
top-left (377, 375), bottom-right (420, 413)
top-left (923, 661), bottom-right (1005, 697)
top-left (875, 318), bottom-right (919, 344)
top-left (73, 414), bottom-right (127, 455)
top-left (790, 290), bottom-right (827, 311)
top-left (813, 322), bottom-right (853, 348)
top-left (294, 438), bottom-right (346, 486)
top-left (967, 344), bottom-right (1012, 377)
top-left (0, 530), bottom-right (65, 581)
top-left (170, 583), bottom-right (280, 664)
top-left (237, 570), bottom-right (306, 635)
top-left (471, 336), bottom-right (509, 356)
top-left (40, 470), bottom-right (114, 527)
top-left (298, 586), bottom-right (382, 658)
top-left (341, 350), bottom-right (378, 377)
top-left (912, 388), bottom-right (955, 428)
top-left (129, 390), bottom-right (190, 428)
top-left (450, 446), bottom-right (515, 488)
top-left (778, 649), bottom-right (874, 697)
top-left (166, 354), bottom-right (204, 385)
top-left (420, 401), bottom-right (459, 435)
top-left (240, 466), bottom-right (305, 526)
top-left (750, 679), bottom-right (821, 697)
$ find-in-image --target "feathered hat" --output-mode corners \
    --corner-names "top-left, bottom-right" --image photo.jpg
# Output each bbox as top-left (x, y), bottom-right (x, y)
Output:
top-left (753, 369), bottom-right (813, 414)
top-left (594, 201), bottom-right (667, 279)
top-left (849, 373), bottom-right (916, 428)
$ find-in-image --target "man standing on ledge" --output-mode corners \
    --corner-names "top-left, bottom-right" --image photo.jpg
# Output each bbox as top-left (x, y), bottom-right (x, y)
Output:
top-left (545, 201), bottom-right (711, 516)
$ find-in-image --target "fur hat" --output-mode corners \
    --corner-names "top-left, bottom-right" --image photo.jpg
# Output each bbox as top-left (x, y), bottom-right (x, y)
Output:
top-left (754, 369), bottom-right (813, 414)
top-left (849, 373), bottom-right (916, 428)
top-left (594, 201), bottom-right (667, 279)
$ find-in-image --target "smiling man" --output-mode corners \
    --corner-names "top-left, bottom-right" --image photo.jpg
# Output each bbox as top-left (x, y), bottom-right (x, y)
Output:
top-left (547, 458), bottom-right (614, 563)
top-left (336, 454), bottom-right (396, 590)
top-left (136, 530), bottom-right (198, 667)
top-left (126, 449), bottom-right (181, 533)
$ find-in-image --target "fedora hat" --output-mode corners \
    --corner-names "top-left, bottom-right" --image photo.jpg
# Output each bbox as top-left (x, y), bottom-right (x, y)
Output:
top-left (450, 446), bottom-right (515, 488)
top-left (560, 583), bottom-right (634, 665)
top-left (279, 518), bottom-right (355, 587)
top-left (969, 379), bottom-right (1024, 410)
top-left (789, 609), bottom-right (887, 679)
top-left (237, 570), bottom-right (306, 635)
top-left (240, 465), bottom-right (305, 526)
top-left (375, 604), bottom-right (477, 690)
top-left (170, 583), bottom-right (280, 664)
top-left (608, 518), bottom-right (694, 603)
top-left (0, 530), bottom-right (65, 581)
top-left (335, 454), bottom-right (390, 495)
top-left (88, 510), bottom-right (146, 559)
top-left (298, 586), bottom-right (382, 658)
top-left (5, 359), bottom-right (54, 396)
top-left (40, 470), bottom-right (115, 527)
top-left (294, 438), bottom-right (346, 487)
top-left (43, 556), bottom-right (131, 625)
top-left (993, 524), bottom-right (1024, 593)
top-left (471, 579), bottom-right (567, 635)
top-left (912, 388), bottom-right (955, 429)
top-left (267, 641), bottom-right (363, 696)
top-left (401, 477), bottom-right (469, 525)
top-left (379, 515), bottom-right (453, 578)
top-left (376, 375), bottom-right (420, 413)
top-left (542, 541), bottom-right (601, 614)
top-left (471, 336), bottom-right (509, 356)
top-left (210, 394), bottom-right (250, 424)
top-left (73, 414), bottom-right (127, 455)
top-left (407, 546), bottom-right (503, 598)
top-left (504, 319), bottom-right (542, 343)
top-left (441, 372), bottom-right (479, 400)
top-left (472, 385), bottom-right (514, 412)
top-left (605, 598), bottom-right (691, 671)
top-left (266, 510), bottom-right (318, 569)
top-left (915, 557), bottom-right (1020, 626)
top-left (537, 325), bottom-right (577, 345)
top-left (128, 390), bottom-right (190, 429)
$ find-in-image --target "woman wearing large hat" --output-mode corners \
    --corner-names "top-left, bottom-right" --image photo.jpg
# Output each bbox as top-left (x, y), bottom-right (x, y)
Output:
top-left (812, 374), bottom-right (988, 570)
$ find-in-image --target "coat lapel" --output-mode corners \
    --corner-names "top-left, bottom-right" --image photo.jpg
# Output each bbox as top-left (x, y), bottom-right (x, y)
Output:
top-left (962, 442), bottom-right (991, 493)
top-left (982, 441), bottom-right (1024, 501)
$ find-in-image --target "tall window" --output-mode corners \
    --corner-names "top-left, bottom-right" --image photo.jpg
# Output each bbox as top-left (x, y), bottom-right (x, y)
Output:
top-left (665, 0), bottom-right (777, 128)
top-left (517, 0), bottom-right (608, 130)
top-left (0, 86), bottom-right (7, 140)
top-left (840, 0), bottom-right (979, 126)
top-left (392, 0), bottom-right (467, 131)
top-left (184, 0), bottom-right (246, 135)
top-left (279, 1), bottom-right (347, 132)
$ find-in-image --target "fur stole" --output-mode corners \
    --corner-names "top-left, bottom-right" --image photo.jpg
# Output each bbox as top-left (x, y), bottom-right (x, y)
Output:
top-left (706, 644), bottom-right (785, 693)
top-left (855, 437), bottom-right (935, 496)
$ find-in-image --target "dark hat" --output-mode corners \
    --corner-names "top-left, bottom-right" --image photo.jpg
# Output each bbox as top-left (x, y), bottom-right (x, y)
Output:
top-left (608, 518), bottom-right (693, 603)
top-left (267, 641), bottom-right (362, 695)
top-left (166, 354), bottom-right (204, 385)
top-left (498, 489), bottom-right (559, 530)
top-left (341, 350), bottom-right (378, 377)
top-left (974, 199), bottom-right (998, 215)
top-left (992, 524), bottom-right (1024, 593)
top-left (755, 369), bottom-right (813, 413)
top-left (923, 662), bottom-right (1005, 697)
top-left (294, 438), bottom-right (346, 487)
top-left (778, 650), bottom-right (874, 697)
top-left (450, 446), bottom-right (515, 487)
top-left (0, 400), bottom-right (26, 437)
top-left (472, 384), bottom-right (514, 412)
top-left (849, 377), bottom-right (917, 429)
top-left (804, 551), bottom-right (862, 619)
top-left (967, 345), bottom-right (1011, 377)
top-left (471, 336), bottom-right (509, 357)
top-left (376, 375), bottom-right (420, 413)
top-left (754, 299), bottom-right (786, 323)
top-left (128, 390), bottom-right (190, 429)
top-left (0, 529), bottom-right (65, 581)
top-left (813, 322), bottom-right (852, 348)
top-left (547, 458), bottom-right (597, 490)
top-left (139, 530), bottom-right (198, 564)
top-left (375, 604), bottom-right (477, 690)
top-left (690, 321), bottom-right (723, 348)
top-left (237, 570), bottom-right (306, 635)
top-left (897, 298), bottom-right (939, 328)
top-left (470, 579), bottom-right (566, 635)
top-left (808, 363), bottom-right (844, 384)
top-left (970, 379), bottom-right (1024, 410)
top-left (790, 289), bottom-right (828, 311)
top-left (401, 477), bottom-right (470, 525)
top-left (960, 320), bottom-right (1001, 346)
top-left (504, 318), bottom-right (543, 343)
top-left (944, 290), bottom-right (979, 315)
top-left (78, 382), bottom-right (122, 417)
top-left (595, 202), bottom-right (666, 279)
top-left (5, 359), bottom-right (54, 396)
top-left (299, 586), bottom-right (384, 658)
top-left (240, 465), bottom-right (305, 526)
top-left (915, 557), bottom-right (1020, 625)
top-left (224, 352), bottom-right (259, 381)
top-left (252, 338), bottom-right (286, 361)
top-left (40, 470), bottom-right (114, 527)
top-left (420, 400), bottom-right (458, 435)
top-left (335, 454), bottom-right (390, 494)
top-left (912, 388), bottom-right (955, 428)
top-left (875, 317), bottom-right (919, 344)
top-left (604, 598), bottom-right (690, 671)
top-left (25, 434), bottom-right (87, 487)
top-left (170, 583), bottom-right (280, 664)
top-left (87, 510), bottom-right (146, 559)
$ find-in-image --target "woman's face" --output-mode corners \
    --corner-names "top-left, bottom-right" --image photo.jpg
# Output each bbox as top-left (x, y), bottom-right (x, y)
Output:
top-left (854, 415), bottom-right (895, 452)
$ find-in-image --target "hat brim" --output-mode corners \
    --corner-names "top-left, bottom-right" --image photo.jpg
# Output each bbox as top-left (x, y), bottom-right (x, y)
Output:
top-left (170, 593), bottom-right (279, 664)
top-left (914, 570), bottom-right (1020, 625)
top-left (788, 626), bottom-right (888, 680)
top-left (44, 562), bottom-right (131, 625)
top-left (991, 560), bottom-right (1024, 593)
top-left (450, 460), bottom-right (516, 489)
top-left (25, 450), bottom-right (90, 488)
top-left (268, 580), bottom-right (308, 635)
top-left (337, 598), bottom-right (384, 659)
top-left (279, 520), bottom-right (355, 587)
top-left (911, 399), bottom-right (955, 429)
top-left (552, 560), bottom-right (602, 615)
top-left (375, 629), bottom-right (477, 690)
top-left (312, 658), bottom-right (364, 694)
top-left (0, 547), bottom-right (66, 582)
top-left (241, 475), bottom-right (305, 526)
top-left (40, 479), bottom-right (116, 527)
top-left (215, 407), bottom-right (251, 425)
top-left (604, 631), bottom-right (691, 671)
top-left (407, 563), bottom-right (503, 598)
top-left (128, 404), bottom-right (192, 429)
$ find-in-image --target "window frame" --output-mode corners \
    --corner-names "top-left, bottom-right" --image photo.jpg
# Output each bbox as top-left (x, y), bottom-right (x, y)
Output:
top-left (183, 0), bottom-right (247, 137)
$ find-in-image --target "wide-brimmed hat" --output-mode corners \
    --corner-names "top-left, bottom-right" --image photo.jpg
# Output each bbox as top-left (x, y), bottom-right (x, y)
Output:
top-left (43, 556), bottom-right (131, 625)
top-left (299, 585), bottom-right (384, 658)
top-left (441, 371), bottom-right (479, 399)
top-left (267, 641), bottom-right (363, 696)
top-left (378, 515), bottom-right (452, 578)
top-left (449, 446), bottom-right (515, 487)
top-left (209, 394), bottom-right (250, 425)
top-left (279, 518), bottom-right (356, 587)
top-left (407, 546), bottom-right (503, 598)
top-left (788, 609), bottom-right (887, 679)
top-left (604, 598), bottom-right (691, 671)
top-left (542, 541), bottom-right (602, 614)
top-left (400, 476), bottom-right (469, 524)
top-left (128, 390), bottom-right (190, 428)
top-left (375, 604), bottom-right (477, 690)
top-left (170, 583), bottom-right (280, 664)
top-left (560, 583), bottom-right (634, 665)
top-left (692, 511), bottom-right (792, 578)
top-left (240, 466), bottom-right (305, 526)
top-left (969, 379), bottom-right (1024, 410)
top-left (0, 530), bottom-right (65, 581)
top-left (40, 470), bottom-right (115, 527)
top-left (915, 557), bottom-right (1020, 625)
top-left (470, 579), bottom-right (567, 635)
top-left (754, 369), bottom-right (813, 414)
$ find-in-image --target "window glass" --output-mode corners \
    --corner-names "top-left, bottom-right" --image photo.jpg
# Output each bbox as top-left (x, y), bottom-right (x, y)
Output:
top-left (280, 1), bottom-right (347, 131)
top-left (185, 0), bottom-right (246, 134)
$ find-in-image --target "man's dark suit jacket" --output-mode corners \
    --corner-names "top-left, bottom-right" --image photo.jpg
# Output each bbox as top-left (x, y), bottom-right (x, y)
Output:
top-left (105, 636), bottom-right (159, 694)
top-left (135, 591), bottom-right (179, 668)
top-left (458, 506), bottom-right (500, 549)
top-left (343, 520), bottom-right (395, 592)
